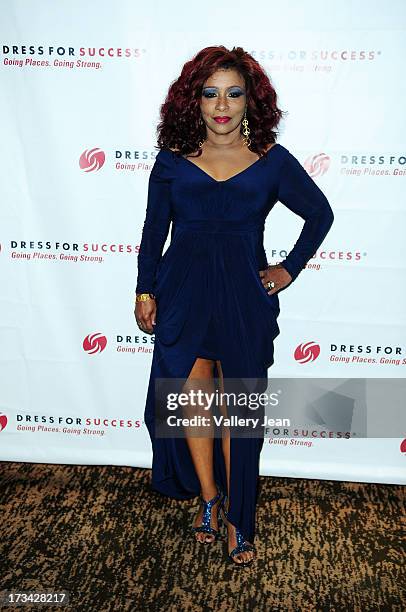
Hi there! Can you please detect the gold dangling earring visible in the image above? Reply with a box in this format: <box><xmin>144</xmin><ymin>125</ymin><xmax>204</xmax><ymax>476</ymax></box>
<box><xmin>241</xmin><ymin>108</ymin><xmax>251</xmax><ymax>147</ymax></box>
<box><xmin>198</xmin><ymin>116</ymin><xmax>205</xmax><ymax>148</ymax></box>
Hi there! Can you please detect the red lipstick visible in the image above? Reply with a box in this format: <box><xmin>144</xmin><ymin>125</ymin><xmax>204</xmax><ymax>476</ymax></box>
<box><xmin>214</xmin><ymin>116</ymin><xmax>231</xmax><ymax>123</ymax></box>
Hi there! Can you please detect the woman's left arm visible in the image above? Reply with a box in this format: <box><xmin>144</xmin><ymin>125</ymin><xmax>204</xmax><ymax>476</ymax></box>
<box><xmin>276</xmin><ymin>151</ymin><xmax>335</xmax><ymax>283</ymax></box>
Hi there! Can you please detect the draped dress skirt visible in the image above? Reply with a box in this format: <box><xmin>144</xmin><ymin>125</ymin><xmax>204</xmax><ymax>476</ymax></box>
<box><xmin>136</xmin><ymin>143</ymin><xmax>334</xmax><ymax>544</ymax></box>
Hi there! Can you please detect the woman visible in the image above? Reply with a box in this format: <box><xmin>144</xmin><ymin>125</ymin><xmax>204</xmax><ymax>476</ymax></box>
<box><xmin>134</xmin><ymin>46</ymin><xmax>334</xmax><ymax>567</ymax></box>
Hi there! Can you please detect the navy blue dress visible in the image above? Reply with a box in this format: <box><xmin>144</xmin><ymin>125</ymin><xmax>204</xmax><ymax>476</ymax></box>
<box><xmin>136</xmin><ymin>143</ymin><xmax>334</xmax><ymax>543</ymax></box>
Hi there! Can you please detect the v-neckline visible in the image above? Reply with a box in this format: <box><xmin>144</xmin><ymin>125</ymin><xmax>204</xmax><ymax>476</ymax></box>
<box><xmin>181</xmin><ymin>143</ymin><xmax>280</xmax><ymax>184</ymax></box>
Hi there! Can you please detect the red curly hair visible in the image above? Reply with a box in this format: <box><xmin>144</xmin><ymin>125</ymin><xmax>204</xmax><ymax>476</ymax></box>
<box><xmin>156</xmin><ymin>45</ymin><xmax>286</xmax><ymax>159</ymax></box>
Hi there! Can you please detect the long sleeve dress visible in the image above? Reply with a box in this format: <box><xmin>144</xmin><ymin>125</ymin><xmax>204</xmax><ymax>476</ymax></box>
<box><xmin>136</xmin><ymin>143</ymin><xmax>334</xmax><ymax>544</ymax></box>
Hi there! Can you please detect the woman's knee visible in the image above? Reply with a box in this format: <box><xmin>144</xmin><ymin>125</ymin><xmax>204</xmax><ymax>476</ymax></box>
<box><xmin>181</xmin><ymin>358</ymin><xmax>216</xmax><ymax>418</ymax></box>
<box><xmin>188</xmin><ymin>357</ymin><xmax>216</xmax><ymax>379</ymax></box>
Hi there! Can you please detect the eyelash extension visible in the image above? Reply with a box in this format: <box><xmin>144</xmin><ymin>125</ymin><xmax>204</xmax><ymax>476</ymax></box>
<box><xmin>202</xmin><ymin>91</ymin><xmax>245</xmax><ymax>98</ymax></box>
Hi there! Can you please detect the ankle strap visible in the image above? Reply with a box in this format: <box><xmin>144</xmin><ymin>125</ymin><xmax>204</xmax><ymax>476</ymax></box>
<box><xmin>200</xmin><ymin>489</ymin><xmax>222</xmax><ymax>508</ymax></box>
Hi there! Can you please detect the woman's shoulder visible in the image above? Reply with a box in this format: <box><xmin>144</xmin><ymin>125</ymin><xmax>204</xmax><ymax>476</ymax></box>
<box><xmin>260</xmin><ymin>143</ymin><xmax>290</xmax><ymax>173</ymax></box>
<box><xmin>156</xmin><ymin>146</ymin><xmax>180</xmax><ymax>154</ymax></box>
<box><xmin>150</xmin><ymin>147</ymin><xmax>179</xmax><ymax>179</ymax></box>
<box><xmin>154</xmin><ymin>147</ymin><xmax>181</xmax><ymax>162</ymax></box>
<box><xmin>264</xmin><ymin>142</ymin><xmax>289</xmax><ymax>156</ymax></box>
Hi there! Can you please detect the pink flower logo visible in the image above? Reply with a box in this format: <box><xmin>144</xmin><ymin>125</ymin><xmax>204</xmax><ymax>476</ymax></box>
<box><xmin>294</xmin><ymin>341</ymin><xmax>321</xmax><ymax>364</ymax></box>
<box><xmin>83</xmin><ymin>333</ymin><xmax>108</xmax><ymax>354</ymax></box>
<box><xmin>0</xmin><ymin>413</ymin><xmax>8</xmax><ymax>432</ymax></box>
<box><xmin>304</xmin><ymin>152</ymin><xmax>331</xmax><ymax>178</ymax></box>
<box><xmin>79</xmin><ymin>148</ymin><xmax>105</xmax><ymax>172</ymax></box>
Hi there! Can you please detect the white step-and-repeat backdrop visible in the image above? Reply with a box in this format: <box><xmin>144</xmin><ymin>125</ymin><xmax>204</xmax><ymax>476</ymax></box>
<box><xmin>1</xmin><ymin>1</ymin><xmax>405</xmax><ymax>484</ymax></box>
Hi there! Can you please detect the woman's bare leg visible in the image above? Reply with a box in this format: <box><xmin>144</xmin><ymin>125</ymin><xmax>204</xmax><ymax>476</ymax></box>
<box><xmin>216</xmin><ymin>359</ymin><xmax>255</xmax><ymax>564</ymax></box>
<box><xmin>182</xmin><ymin>357</ymin><xmax>221</xmax><ymax>543</ymax></box>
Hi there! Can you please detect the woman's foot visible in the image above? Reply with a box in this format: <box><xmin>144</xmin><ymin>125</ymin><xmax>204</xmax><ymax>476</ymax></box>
<box><xmin>221</xmin><ymin>497</ymin><xmax>256</xmax><ymax>565</ymax></box>
<box><xmin>192</xmin><ymin>487</ymin><xmax>223</xmax><ymax>544</ymax></box>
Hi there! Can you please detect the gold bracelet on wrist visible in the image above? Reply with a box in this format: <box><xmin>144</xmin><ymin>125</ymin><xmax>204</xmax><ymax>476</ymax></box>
<box><xmin>135</xmin><ymin>293</ymin><xmax>155</xmax><ymax>303</ymax></box>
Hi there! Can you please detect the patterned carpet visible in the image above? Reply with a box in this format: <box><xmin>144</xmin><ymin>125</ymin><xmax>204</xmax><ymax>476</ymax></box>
<box><xmin>0</xmin><ymin>461</ymin><xmax>404</xmax><ymax>611</ymax></box>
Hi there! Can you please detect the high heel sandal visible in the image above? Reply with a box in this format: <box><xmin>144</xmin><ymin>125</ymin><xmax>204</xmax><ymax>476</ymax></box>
<box><xmin>192</xmin><ymin>488</ymin><xmax>224</xmax><ymax>544</ymax></box>
<box><xmin>220</xmin><ymin>495</ymin><xmax>256</xmax><ymax>567</ymax></box>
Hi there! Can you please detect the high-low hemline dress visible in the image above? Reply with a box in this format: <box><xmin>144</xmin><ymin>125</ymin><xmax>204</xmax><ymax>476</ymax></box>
<box><xmin>136</xmin><ymin>143</ymin><xmax>334</xmax><ymax>543</ymax></box>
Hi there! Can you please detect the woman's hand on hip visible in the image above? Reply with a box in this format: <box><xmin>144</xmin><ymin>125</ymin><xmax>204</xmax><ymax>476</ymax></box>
<box><xmin>259</xmin><ymin>264</ymin><xmax>292</xmax><ymax>295</ymax></box>
<box><xmin>135</xmin><ymin>298</ymin><xmax>156</xmax><ymax>334</ymax></box>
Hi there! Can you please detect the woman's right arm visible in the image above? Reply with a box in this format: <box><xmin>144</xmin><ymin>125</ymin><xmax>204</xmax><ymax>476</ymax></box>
<box><xmin>136</xmin><ymin>151</ymin><xmax>174</xmax><ymax>296</ymax></box>
<box><xmin>135</xmin><ymin>151</ymin><xmax>174</xmax><ymax>333</ymax></box>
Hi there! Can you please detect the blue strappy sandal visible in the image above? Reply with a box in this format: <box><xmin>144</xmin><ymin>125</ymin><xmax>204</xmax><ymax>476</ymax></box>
<box><xmin>220</xmin><ymin>494</ymin><xmax>256</xmax><ymax>566</ymax></box>
<box><xmin>192</xmin><ymin>488</ymin><xmax>224</xmax><ymax>544</ymax></box>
